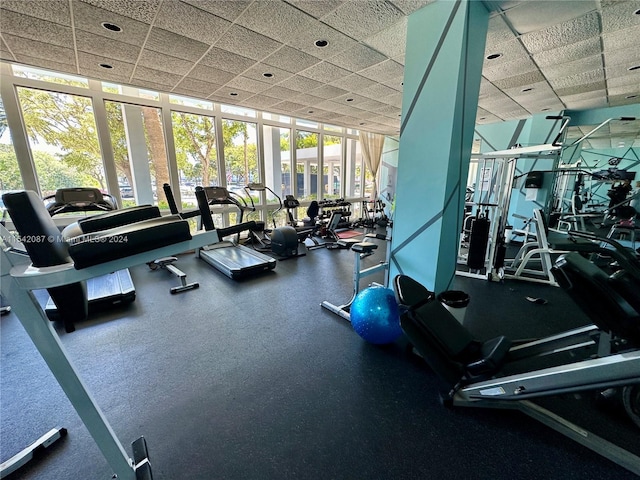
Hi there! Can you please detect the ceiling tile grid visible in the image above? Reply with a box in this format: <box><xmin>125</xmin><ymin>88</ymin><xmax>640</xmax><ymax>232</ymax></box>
<box><xmin>0</xmin><ymin>0</ymin><xmax>637</xmax><ymax>138</ymax></box>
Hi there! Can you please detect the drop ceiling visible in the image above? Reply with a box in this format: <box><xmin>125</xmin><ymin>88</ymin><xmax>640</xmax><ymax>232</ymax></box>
<box><xmin>0</xmin><ymin>0</ymin><xmax>639</xmax><ymax>148</ymax></box>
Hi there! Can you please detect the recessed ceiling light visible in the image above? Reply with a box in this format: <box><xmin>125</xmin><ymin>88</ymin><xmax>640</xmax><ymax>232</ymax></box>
<box><xmin>315</xmin><ymin>40</ymin><xmax>328</xmax><ymax>48</ymax></box>
<box><xmin>521</xmin><ymin>87</ymin><xmax>533</xmax><ymax>92</ymax></box>
<box><xmin>479</xmin><ymin>117</ymin><xmax>486</xmax><ymax>120</ymax></box>
<box><xmin>262</xmin><ymin>72</ymin><xmax>273</xmax><ymax>78</ymax></box>
<box><xmin>307</xmin><ymin>110</ymin><xmax>314</xmax><ymax>113</ymax></box>
<box><xmin>99</xmin><ymin>63</ymin><xmax>113</xmax><ymax>69</ymax></box>
<box><xmin>625</xmin><ymin>94</ymin><xmax>638</xmax><ymax>99</ymax></box>
<box><xmin>229</xmin><ymin>92</ymin><xmax>238</xmax><ymax>96</ymax></box>
<box><xmin>541</xmin><ymin>108</ymin><xmax>550</xmax><ymax>111</ymax></box>
<box><xmin>635</xmin><ymin>8</ymin><xmax>640</xmax><ymax>15</ymax></box>
<box><xmin>101</xmin><ymin>22</ymin><xmax>122</xmax><ymax>32</ymax></box>
<box><xmin>629</xmin><ymin>65</ymin><xmax>640</xmax><ymax>71</ymax></box>
<box><xmin>359</xmin><ymin>122</ymin><xmax>365</xmax><ymax>126</ymax></box>
<box><xmin>486</xmin><ymin>53</ymin><xmax>502</xmax><ymax>60</ymax></box>
<box><xmin>346</xmin><ymin>98</ymin><xmax>354</xmax><ymax>102</ymax></box>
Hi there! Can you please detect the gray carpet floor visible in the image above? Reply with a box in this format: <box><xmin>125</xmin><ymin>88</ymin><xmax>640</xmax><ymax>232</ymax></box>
<box><xmin>1</xmin><ymin>235</ymin><xmax>638</xmax><ymax>479</ymax></box>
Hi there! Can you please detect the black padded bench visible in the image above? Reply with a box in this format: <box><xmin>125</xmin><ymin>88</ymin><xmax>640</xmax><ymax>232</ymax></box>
<box><xmin>3</xmin><ymin>190</ymin><xmax>191</xmax><ymax>332</ymax></box>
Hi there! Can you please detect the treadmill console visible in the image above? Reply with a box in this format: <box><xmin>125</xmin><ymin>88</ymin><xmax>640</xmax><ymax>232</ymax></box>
<box><xmin>203</xmin><ymin>186</ymin><xmax>230</xmax><ymax>203</ymax></box>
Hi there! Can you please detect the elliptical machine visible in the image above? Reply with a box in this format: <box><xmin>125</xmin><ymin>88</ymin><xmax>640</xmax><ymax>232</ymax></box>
<box><xmin>243</xmin><ymin>183</ymin><xmax>302</xmax><ymax>259</ymax></box>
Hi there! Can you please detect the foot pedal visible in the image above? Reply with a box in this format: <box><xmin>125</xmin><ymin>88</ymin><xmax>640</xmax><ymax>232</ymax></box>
<box><xmin>132</xmin><ymin>436</ymin><xmax>153</xmax><ymax>480</ymax></box>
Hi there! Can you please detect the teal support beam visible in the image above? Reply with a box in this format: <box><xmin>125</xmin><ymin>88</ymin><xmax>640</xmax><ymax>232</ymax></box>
<box><xmin>390</xmin><ymin>0</ymin><xmax>489</xmax><ymax>293</ymax></box>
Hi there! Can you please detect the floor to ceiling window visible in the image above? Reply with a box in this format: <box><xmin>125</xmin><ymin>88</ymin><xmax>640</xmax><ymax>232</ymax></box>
<box><xmin>105</xmin><ymin>99</ymin><xmax>169</xmax><ymax>207</ymax></box>
<box><xmin>322</xmin><ymin>134</ymin><xmax>342</xmax><ymax>199</ymax></box>
<box><xmin>171</xmin><ymin>110</ymin><xmax>219</xmax><ymax>208</ymax></box>
<box><xmin>295</xmin><ymin>130</ymin><xmax>319</xmax><ymax>201</ymax></box>
<box><xmin>0</xmin><ymin>97</ymin><xmax>21</xmax><ymax>198</ymax></box>
<box><xmin>16</xmin><ymin>86</ymin><xmax>104</xmax><ymax>198</ymax></box>
<box><xmin>2</xmin><ymin>61</ymin><xmax>369</xmax><ymax>226</ymax></box>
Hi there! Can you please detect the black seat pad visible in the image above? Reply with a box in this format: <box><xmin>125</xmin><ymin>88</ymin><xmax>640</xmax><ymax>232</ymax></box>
<box><xmin>69</xmin><ymin>215</ymin><xmax>192</xmax><ymax>269</ymax></box>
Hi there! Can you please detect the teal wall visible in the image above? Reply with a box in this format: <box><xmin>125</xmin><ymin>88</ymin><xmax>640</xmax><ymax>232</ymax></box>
<box><xmin>390</xmin><ymin>0</ymin><xmax>489</xmax><ymax>293</ymax></box>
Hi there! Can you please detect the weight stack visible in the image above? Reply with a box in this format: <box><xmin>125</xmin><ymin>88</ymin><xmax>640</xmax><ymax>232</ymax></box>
<box><xmin>467</xmin><ymin>216</ymin><xmax>490</xmax><ymax>270</ymax></box>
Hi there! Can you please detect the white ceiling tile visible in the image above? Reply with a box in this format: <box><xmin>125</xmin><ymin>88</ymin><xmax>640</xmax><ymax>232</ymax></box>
<box><xmin>328</xmin><ymin>44</ymin><xmax>388</xmax><ymax>73</ymax></box>
<box><xmin>210</xmin><ymin>87</ymin><xmax>254</xmax><ymax>102</ymax></box>
<box><xmin>182</xmin><ymin>0</ymin><xmax>252</xmax><ymax>22</ymax></box>
<box><xmin>276</xmin><ymin>75</ymin><xmax>324</xmax><ymax>92</ymax></box>
<box><xmin>154</xmin><ymin>0</ymin><xmax>231</xmax><ymax>45</ymax></box>
<box><xmin>284</xmin><ymin>0</ymin><xmax>345</xmax><ymax>19</ymax></box>
<box><xmin>329</xmin><ymin>74</ymin><xmax>378</xmax><ymax>91</ymax></box>
<box><xmin>332</xmin><ymin>93</ymin><xmax>371</xmax><ymax>105</ymax></box>
<box><xmin>214</xmin><ymin>25</ymin><xmax>283</xmax><ymax>62</ymax></box>
<box><xmin>145</xmin><ymin>27</ymin><xmax>210</xmax><ymax>62</ymax></box>
<box><xmin>77</xmin><ymin>51</ymin><xmax>134</xmax><ymax>78</ymax></box>
<box><xmin>604</xmin><ymin>41</ymin><xmax>640</xmax><ymax>69</ymax></box>
<box><xmin>175</xmin><ymin>77</ymin><xmax>220</xmax><ymax>96</ymax></box>
<box><xmin>271</xmin><ymin>100</ymin><xmax>308</xmax><ymax>112</ymax></box>
<box><xmin>79</xmin><ymin>0</ymin><xmax>161</xmax><ymax>23</ymax></box>
<box><xmin>483</xmin><ymin>38</ymin><xmax>530</xmax><ymax>64</ymax></box>
<box><xmin>602</xmin><ymin>25</ymin><xmax>640</xmax><ymax>52</ymax></box>
<box><xmin>505</xmin><ymin>0</ymin><xmax>597</xmax><ymax>35</ymax></box>
<box><xmin>261</xmin><ymin>85</ymin><xmax>302</xmax><ymax>100</ymax></box>
<box><xmin>560</xmin><ymin>90</ymin><xmax>607</xmax><ymax>110</ymax></box>
<box><xmin>484</xmin><ymin>15</ymin><xmax>516</xmax><ymax>48</ymax></box>
<box><xmin>224</xmin><ymin>76</ymin><xmax>272</xmax><ymax>94</ymax></box>
<box><xmin>72</xmin><ymin>1</ymin><xmax>150</xmax><ymax>45</ymax></box>
<box><xmin>607</xmin><ymin>73</ymin><xmax>640</xmax><ymax>90</ymax></box>
<box><xmin>493</xmin><ymin>71</ymin><xmax>546</xmax><ymax>90</ymax></box>
<box><xmin>548</xmin><ymin>69</ymin><xmax>605</xmax><ymax>90</ymax></box>
<box><xmin>2</xmin><ymin>34</ymin><xmax>77</xmax><ymax>65</ymax></box>
<box><xmin>0</xmin><ymin>10</ymin><xmax>73</xmax><ymax>48</ymax></box>
<box><xmin>138</xmin><ymin>50</ymin><xmax>194</xmax><ymax>76</ymax></box>
<box><xmin>358</xmin><ymin>83</ymin><xmax>400</xmax><ymax>100</ymax></box>
<box><xmin>482</xmin><ymin>56</ymin><xmax>539</xmax><ymax>82</ymax></box>
<box><xmin>363</xmin><ymin>17</ymin><xmax>407</xmax><ymax>59</ymax></box>
<box><xmin>532</xmin><ymin>37</ymin><xmax>602</xmax><ymax>68</ymax></box>
<box><xmin>555</xmin><ymin>81</ymin><xmax>607</xmax><ymax>98</ymax></box>
<box><xmin>236</xmin><ymin>1</ymin><xmax>317</xmax><ymax>44</ymax></box>
<box><xmin>75</xmin><ymin>30</ymin><xmax>140</xmax><ymax>63</ymax></box>
<box><xmin>309</xmin><ymin>85</ymin><xmax>347</xmax><ymax>99</ymax></box>
<box><xmin>133</xmin><ymin>65</ymin><xmax>183</xmax><ymax>87</ymax></box>
<box><xmin>1</xmin><ymin>0</ymin><xmax>70</xmax><ymax>25</ymax></box>
<box><xmin>609</xmin><ymin>93</ymin><xmax>640</xmax><ymax>107</ymax></box>
<box><xmin>199</xmin><ymin>48</ymin><xmax>256</xmax><ymax>74</ymax></box>
<box><xmin>240</xmin><ymin>94</ymin><xmax>283</xmax><ymax>109</ymax></box>
<box><xmin>379</xmin><ymin>92</ymin><xmax>403</xmax><ymax>106</ymax></box>
<box><xmin>520</xmin><ymin>11</ymin><xmax>600</xmax><ymax>54</ymax></box>
<box><xmin>321</xmin><ymin>1</ymin><xmax>404</xmax><ymax>41</ymax></box>
<box><xmin>187</xmin><ymin>64</ymin><xmax>236</xmax><ymax>86</ymax></box>
<box><xmin>299</xmin><ymin>62</ymin><xmax>351</xmax><ymax>83</ymax></box>
<box><xmin>359</xmin><ymin>59</ymin><xmax>404</xmax><ymax>82</ymax></box>
<box><xmin>242</xmin><ymin>63</ymin><xmax>294</xmax><ymax>84</ymax></box>
<box><xmin>11</xmin><ymin>54</ymin><xmax>77</xmax><ymax>75</ymax></box>
<box><xmin>289</xmin><ymin>93</ymin><xmax>326</xmax><ymax>105</ymax></box>
<box><xmin>600</xmin><ymin>0</ymin><xmax>640</xmax><ymax>34</ymax></box>
<box><xmin>287</xmin><ymin>21</ymin><xmax>359</xmax><ymax>60</ymax></box>
<box><xmin>262</xmin><ymin>46</ymin><xmax>322</xmax><ymax>74</ymax></box>
<box><xmin>388</xmin><ymin>0</ymin><xmax>434</xmax><ymax>16</ymax></box>
<box><xmin>540</xmin><ymin>55</ymin><xmax>603</xmax><ymax>80</ymax></box>
<box><xmin>608</xmin><ymin>83</ymin><xmax>640</xmax><ymax>98</ymax></box>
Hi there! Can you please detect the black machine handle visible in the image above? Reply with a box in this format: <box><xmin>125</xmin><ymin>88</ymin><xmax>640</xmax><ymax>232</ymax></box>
<box><xmin>163</xmin><ymin>183</ymin><xmax>179</xmax><ymax>215</ymax></box>
<box><xmin>195</xmin><ymin>187</ymin><xmax>215</xmax><ymax>231</ymax></box>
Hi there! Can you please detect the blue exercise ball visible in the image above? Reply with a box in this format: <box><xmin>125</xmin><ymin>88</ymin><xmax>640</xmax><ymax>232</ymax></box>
<box><xmin>350</xmin><ymin>286</ymin><xmax>402</xmax><ymax>345</ymax></box>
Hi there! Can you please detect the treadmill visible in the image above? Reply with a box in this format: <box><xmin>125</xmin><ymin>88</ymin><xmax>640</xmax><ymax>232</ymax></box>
<box><xmin>193</xmin><ymin>186</ymin><xmax>276</xmax><ymax>279</ymax></box>
<box><xmin>42</xmin><ymin>188</ymin><xmax>153</xmax><ymax>321</ymax></box>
